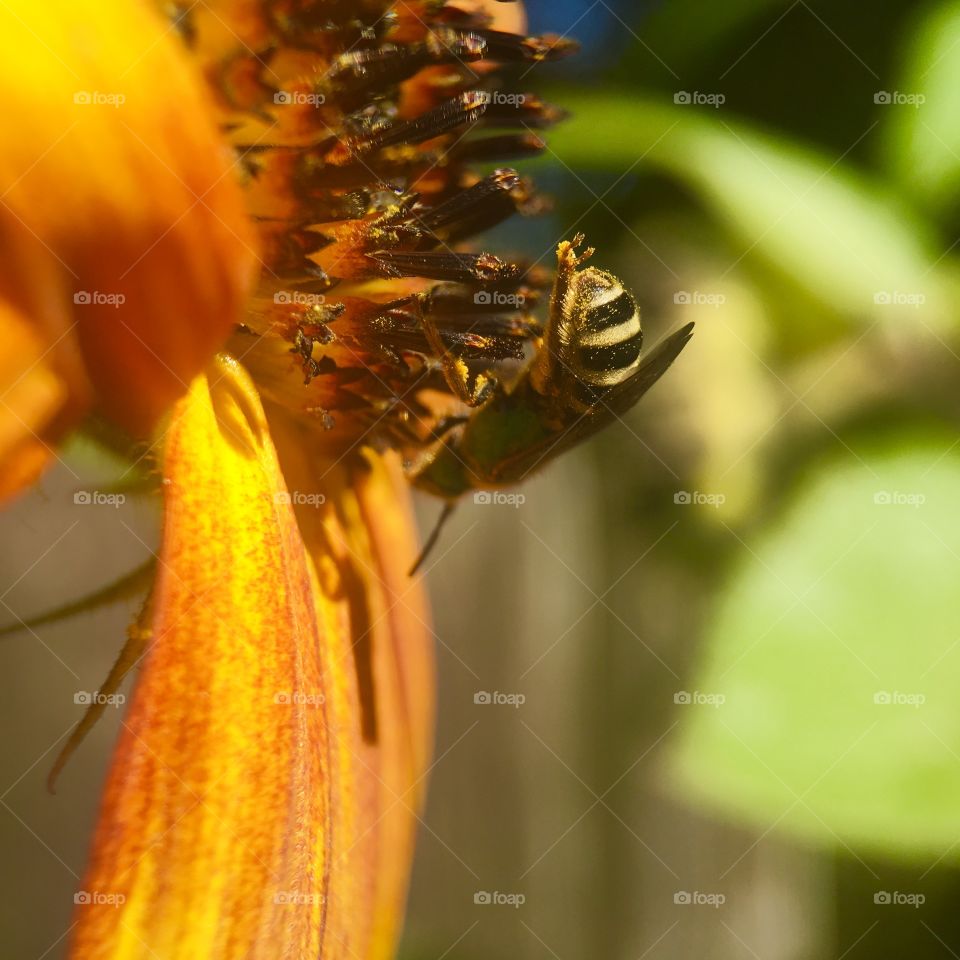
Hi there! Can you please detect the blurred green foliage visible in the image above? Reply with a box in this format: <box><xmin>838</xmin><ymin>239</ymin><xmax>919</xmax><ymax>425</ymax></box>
<box><xmin>548</xmin><ymin>93</ymin><xmax>947</xmax><ymax>324</ymax></box>
<box><xmin>673</xmin><ymin>432</ymin><xmax>960</xmax><ymax>859</ymax></box>
<box><xmin>540</xmin><ymin>0</ymin><xmax>960</xmax><ymax>868</ymax></box>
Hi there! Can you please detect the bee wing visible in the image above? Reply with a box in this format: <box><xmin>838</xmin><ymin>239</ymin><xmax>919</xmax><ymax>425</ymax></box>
<box><xmin>486</xmin><ymin>322</ymin><xmax>694</xmax><ymax>483</ymax></box>
<box><xmin>589</xmin><ymin>321</ymin><xmax>694</xmax><ymax>421</ymax></box>
<box><xmin>544</xmin><ymin>320</ymin><xmax>694</xmax><ymax>454</ymax></box>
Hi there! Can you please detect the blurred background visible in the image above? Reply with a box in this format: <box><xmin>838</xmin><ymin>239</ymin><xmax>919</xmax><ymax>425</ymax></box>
<box><xmin>4</xmin><ymin>0</ymin><xmax>960</xmax><ymax>956</ymax></box>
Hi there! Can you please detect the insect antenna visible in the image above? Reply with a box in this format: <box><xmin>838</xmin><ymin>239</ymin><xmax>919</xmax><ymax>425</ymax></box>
<box><xmin>408</xmin><ymin>501</ymin><xmax>458</xmax><ymax>576</ymax></box>
<box><xmin>0</xmin><ymin>558</ymin><xmax>155</xmax><ymax>638</ymax></box>
<box><xmin>47</xmin><ymin>590</ymin><xmax>155</xmax><ymax>793</ymax></box>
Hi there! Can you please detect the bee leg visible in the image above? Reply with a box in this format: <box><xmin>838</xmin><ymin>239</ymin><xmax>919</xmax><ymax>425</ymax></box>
<box><xmin>429</xmin><ymin>414</ymin><xmax>470</xmax><ymax>441</ymax></box>
<box><xmin>529</xmin><ymin>234</ymin><xmax>594</xmax><ymax>402</ymax></box>
<box><xmin>408</xmin><ymin>500</ymin><xmax>457</xmax><ymax>576</ymax></box>
<box><xmin>47</xmin><ymin>587</ymin><xmax>155</xmax><ymax>792</ymax></box>
<box><xmin>418</xmin><ymin>299</ymin><xmax>496</xmax><ymax>406</ymax></box>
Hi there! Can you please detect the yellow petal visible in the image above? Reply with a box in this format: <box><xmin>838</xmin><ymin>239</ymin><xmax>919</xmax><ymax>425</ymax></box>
<box><xmin>70</xmin><ymin>358</ymin><xmax>329</xmax><ymax>958</ymax></box>
<box><xmin>70</xmin><ymin>358</ymin><xmax>435</xmax><ymax>960</ymax></box>
<box><xmin>0</xmin><ymin>0</ymin><xmax>256</xmax><ymax>494</ymax></box>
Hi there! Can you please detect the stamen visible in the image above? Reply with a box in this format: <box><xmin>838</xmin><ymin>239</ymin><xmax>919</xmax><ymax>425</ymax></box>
<box><xmin>329</xmin><ymin>28</ymin><xmax>487</xmax><ymax>101</ymax></box>
<box><xmin>471</xmin><ymin>29</ymin><xmax>580</xmax><ymax>63</ymax></box>
<box><xmin>356</xmin><ymin>91</ymin><xmax>489</xmax><ymax>151</ymax></box>
<box><xmin>367</xmin><ymin>250</ymin><xmax>522</xmax><ymax>284</ymax></box>
<box><xmin>410</xmin><ymin>168</ymin><xmax>524</xmax><ymax>240</ymax></box>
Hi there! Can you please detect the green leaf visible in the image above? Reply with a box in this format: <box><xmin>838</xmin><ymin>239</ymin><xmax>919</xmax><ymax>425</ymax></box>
<box><xmin>669</xmin><ymin>433</ymin><xmax>960</xmax><ymax>860</ymax></box>
<box><xmin>545</xmin><ymin>93</ymin><xmax>944</xmax><ymax>321</ymax></box>
<box><xmin>881</xmin><ymin>0</ymin><xmax>960</xmax><ymax>210</ymax></box>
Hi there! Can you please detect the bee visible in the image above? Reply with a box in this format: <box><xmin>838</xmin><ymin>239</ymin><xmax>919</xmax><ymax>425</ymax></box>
<box><xmin>408</xmin><ymin>235</ymin><xmax>694</xmax><ymax>572</ymax></box>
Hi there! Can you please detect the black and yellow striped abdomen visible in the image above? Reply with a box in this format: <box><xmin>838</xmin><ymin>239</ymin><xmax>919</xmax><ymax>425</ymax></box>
<box><xmin>567</xmin><ymin>269</ymin><xmax>643</xmax><ymax>404</ymax></box>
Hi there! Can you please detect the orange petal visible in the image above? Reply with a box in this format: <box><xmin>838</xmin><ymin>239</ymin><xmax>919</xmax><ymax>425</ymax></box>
<box><xmin>0</xmin><ymin>0</ymin><xmax>256</xmax><ymax>494</ymax></box>
<box><xmin>0</xmin><ymin>299</ymin><xmax>70</xmax><ymax>498</ymax></box>
<box><xmin>70</xmin><ymin>358</ymin><xmax>434</xmax><ymax>960</ymax></box>
<box><xmin>267</xmin><ymin>416</ymin><xmax>436</xmax><ymax>960</ymax></box>
<box><xmin>71</xmin><ymin>358</ymin><xmax>329</xmax><ymax>958</ymax></box>
<box><xmin>350</xmin><ymin>452</ymin><xmax>435</xmax><ymax>959</ymax></box>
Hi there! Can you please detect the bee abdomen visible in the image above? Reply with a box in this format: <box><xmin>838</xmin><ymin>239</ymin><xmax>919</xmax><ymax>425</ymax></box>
<box><xmin>574</xmin><ymin>286</ymin><xmax>643</xmax><ymax>389</ymax></box>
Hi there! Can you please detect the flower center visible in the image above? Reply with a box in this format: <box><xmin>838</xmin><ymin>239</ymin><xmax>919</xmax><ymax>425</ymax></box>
<box><xmin>168</xmin><ymin>0</ymin><xmax>576</xmax><ymax>457</ymax></box>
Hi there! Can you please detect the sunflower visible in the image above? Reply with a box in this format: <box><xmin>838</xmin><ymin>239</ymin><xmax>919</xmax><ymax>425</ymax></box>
<box><xmin>0</xmin><ymin>0</ymin><xmax>579</xmax><ymax>957</ymax></box>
